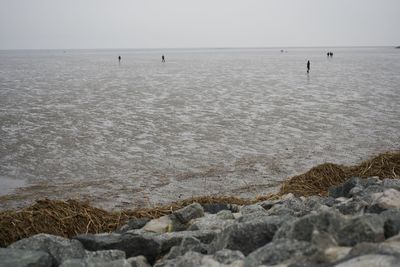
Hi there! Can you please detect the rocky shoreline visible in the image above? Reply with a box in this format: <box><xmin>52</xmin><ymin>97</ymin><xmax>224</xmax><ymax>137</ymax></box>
<box><xmin>1</xmin><ymin>176</ymin><xmax>400</xmax><ymax>267</ymax></box>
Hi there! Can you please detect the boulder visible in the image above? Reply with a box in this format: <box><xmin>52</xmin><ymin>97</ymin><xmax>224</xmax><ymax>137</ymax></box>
<box><xmin>347</xmin><ymin>242</ymin><xmax>400</xmax><ymax>258</ymax></box>
<box><xmin>0</xmin><ymin>248</ymin><xmax>52</xmax><ymax>267</ymax></box>
<box><xmin>216</xmin><ymin>210</ymin><xmax>235</xmax><ymax>220</ymax></box>
<box><xmin>381</xmin><ymin>209</ymin><xmax>400</xmax><ymax>238</ymax></box>
<box><xmin>116</xmin><ymin>218</ymin><xmax>151</xmax><ymax>233</ymax></box>
<box><xmin>9</xmin><ymin>234</ymin><xmax>85</xmax><ymax>266</ymax></box>
<box><xmin>154</xmin><ymin>251</ymin><xmax>208</xmax><ymax>267</ymax></box>
<box><xmin>383</xmin><ymin>179</ymin><xmax>400</xmax><ymax>191</ymax></box>
<box><xmin>74</xmin><ymin>232</ymin><xmax>161</xmax><ymax>264</ymax></box>
<box><xmin>211</xmin><ymin>215</ymin><xmax>288</xmax><ymax>255</ymax></box>
<box><xmin>329</xmin><ymin>177</ymin><xmax>363</xmax><ymax>198</ymax></box>
<box><xmin>163</xmin><ymin>236</ymin><xmax>207</xmax><ymax>260</ymax></box>
<box><xmin>213</xmin><ymin>249</ymin><xmax>245</xmax><ymax>264</ymax></box>
<box><xmin>333</xmin><ymin>198</ymin><xmax>367</xmax><ymax>215</ymax></box>
<box><xmin>84</xmin><ymin>249</ymin><xmax>126</xmax><ymax>261</ymax></box>
<box><xmin>142</xmin><ymin>215</ymin><xmax>173</xmax><ymax>233</ymax></box>
<box><xmin>244</xmin><ymin>239</ymin><xmax>318</xmax><ymax>267</ymax></box>
<box><xmin>201</xmin><ymin>203</ymin><xmax>231</xmax><ymax>214</ymax></box>
<box><xmin>169</xmin><ymin>203</ymin><xmax>204</xmax><ymax>231</ymax></box>
<box><xmin>188</xmin><ymin>213</ymin><xmax>234</xmax><ymax>231</ymax></box>
<box><xmin>60</xmin><ymin>258</ymin><xmax>132</xmax><ymax>267</ymax></box>
<box><xmin>127</xmin><ymin>256</ymin><xmax>152</xmax><ymax>267</ymax></box>
<box><xmin>337</xmin><ymin>214</ymin><xmax>385</xmax><ymax>246</ymax></box>
<box><xmin>154</xmin><ymin>230</ymin><xmax>216</xmax><ymax>254</ymax></box>
<box><xmin>333</xmin><ymin>254</ymin><xmax>400</xmax><ymax>267</ymax></box>
<box><xmin>371</xmin><ymin>189</ymin><xmax>400</xmax><ymax>210</ymax></box>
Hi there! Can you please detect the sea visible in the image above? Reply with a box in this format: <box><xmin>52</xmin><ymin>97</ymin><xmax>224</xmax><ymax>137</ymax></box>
<box><xmin>0</xmin><ymin>47</ymin><xmax>399</xmax><ymax>210</ymax></box>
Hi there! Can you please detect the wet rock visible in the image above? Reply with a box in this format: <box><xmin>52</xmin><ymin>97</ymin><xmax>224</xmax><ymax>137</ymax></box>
<box><xmin>142</xmin><ymin>215</ymin><xmax>173</xmax><ymax>233</ymax></box>
<box><xmin>244</xmin><ymin>239</ymin><xmax>318</xmax><ymax>267</ymax></box>
<box><xmin>74</xmin><ymin>232</ymin><xmax>161</xmax><ymax>264</ymax></box>
<box><xmin>337</xmin><ymin>214</ymin><xmax>385</xmax><ymax>246</ymax></box>
<box><xmin>334</xmin><ymin>254</ymin><xmax>399</xmax><ymax>267</ymax></box>
<box><xmin>0</xmin><ymin>248</ymin><xmax>52</xmax><ymax>267</ymax></box>
<box><xmin>9</xmin><ymin>233</ymin><xmax>85</xmax><ymax>266</ymax></box>
<box><xmin>154</xmin><ymin>230</ymin><xmax>216</xmax><ymax>254</ymax></box>
<box><xmin>211</xmin><ymin>215</ymin><xmax>288</xmax><ymax>255</ymax></box>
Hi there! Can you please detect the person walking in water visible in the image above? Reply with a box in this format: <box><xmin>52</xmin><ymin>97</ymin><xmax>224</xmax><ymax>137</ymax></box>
<box><xmin>162</xmin><ymin>54</ymin><xmax>165</xmax><ymax>63</ymax></box>
<box><xmin>118</xmin><ymin>56</ymin><xmax>121</xmax><ymax>63</ymax></box>
<box><xmin>307</xmin><ymin>60</ymin><xmax>310</xmax><ymax>73</ymax></box>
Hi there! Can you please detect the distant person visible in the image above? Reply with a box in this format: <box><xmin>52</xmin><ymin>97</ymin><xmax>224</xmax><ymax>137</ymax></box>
<box><xmin>118</xmin><ymin>56</ymin><xmax>121</xmax><ymax>63</ymax></box>
<box><xmin>327</xmin><ymin>52</ymin><xmax>330</xmax><ymax>57</ymax></box>
<box><xmin>330</xmin><ymin>52</ymin><xmax>333</xmax><ymax>57</ymax></box>
<box><xmin>162</xmin><ymin>54</ymin><xmax>165</xmax><ymax>63</ymax></box>
<box><xmin>307</xmin><ymin>60</ymin><xmax>310</xmax><ymax>73</ymax></box>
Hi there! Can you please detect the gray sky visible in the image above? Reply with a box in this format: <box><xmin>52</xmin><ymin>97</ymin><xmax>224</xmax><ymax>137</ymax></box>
<box><xmin>0</xmin><ymin>0</ymin><xmax>399</xmax><ymax>49</ymax></box>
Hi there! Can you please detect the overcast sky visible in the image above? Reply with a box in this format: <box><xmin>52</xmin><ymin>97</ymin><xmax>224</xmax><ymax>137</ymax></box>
<box><xmin>0</xmin><ymin>0</ymin><xmax>399</xmax><ymax>49</ymax></box>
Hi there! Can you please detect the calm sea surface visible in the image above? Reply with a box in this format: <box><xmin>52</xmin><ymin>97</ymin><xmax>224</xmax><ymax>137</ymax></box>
<box><xmin>0</xmin><ymin>47</ymin><xmax>399</xmax><ymax>209</ymax></box>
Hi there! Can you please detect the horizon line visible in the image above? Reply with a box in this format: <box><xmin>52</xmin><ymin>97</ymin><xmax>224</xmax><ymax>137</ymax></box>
<box><xmin>0</xmin><ymin>45</ymin><xmax>398</xmax><ymax>51</ymax></box>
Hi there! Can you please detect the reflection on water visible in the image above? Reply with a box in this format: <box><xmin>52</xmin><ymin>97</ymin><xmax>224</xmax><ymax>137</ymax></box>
<box><xmin>0</xmin><ymin>47</ymin><xmax>399</xmax><ymax>210</ymax></box>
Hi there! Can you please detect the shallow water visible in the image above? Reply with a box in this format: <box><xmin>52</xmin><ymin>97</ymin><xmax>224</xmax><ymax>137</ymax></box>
<box><xmin>0</xmin><ymin>47</ymin><xmax>399</xmax><ymax>210</ymax></box>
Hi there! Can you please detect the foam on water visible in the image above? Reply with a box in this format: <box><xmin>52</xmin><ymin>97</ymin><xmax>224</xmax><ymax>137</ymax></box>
<box><xmin>0</xmin><ymin>47</ymin><xmax>399</xmax><ymax>210</ymax></box>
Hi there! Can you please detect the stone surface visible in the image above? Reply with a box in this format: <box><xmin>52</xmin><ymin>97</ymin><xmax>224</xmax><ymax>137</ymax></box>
<box><xmin>142</xmin><ymin>215</ymin><xmax>173</xmax><ymax>233</ymax></box>
<box><xmin>383</xmin><ymin>179</ymin><xmax>400</xmax><ymax>191</ymax></box>
<box><xmin>202</xmin><ymin>203</ymin><xmax>231</xmax><ymax>214</ymax></box>
<box><xmin>127</xmin><ymin>256</ymin><xmax>152</xmax><ymax>267</ymax></box>
<box><xmin>371</xmin><ymin>189</ymin><xmax>400</xmax><ymax>210</ymax></box>
<box><xmin>337</xmin><ymin>214</ymin><xmax>385</xmax><ymax>246</ymax></box>
<box><xmin>116</xmin><ymin>218</ymin><xmax>151</xmax><ymax>233</ymax></box>
<box><xmin>0</xmin><ymin>248</ymin><xmax>52</xmax><ymax>267</ymax></box>
<box><xmin>163</xmin><ymin>236</ymin><xmax>207</xmax><ymax>260</ymax></box>
<box><xmin>84</xmin><ymin>249</ymin><xmax>126</xmax><ymax>261</ymax></box>
<box><xmin>211</xmin><ymin>215</ymin><xmax>287</xmax><ymax>255</ymax></box>
<box><xmin>74</xmin><ymin>232</ymin><xmax>161</xmax><ymax>264</ymax></box>
<box><xmin>333</xmin><ymin>254</ymin><xmax>400</xmax><ymax>267</ymax></box>
<box><xmin>213</xmin><ymin>249</ymin><xmax>245</xmax><ymax>264</ymax></box>
<box><xmin>244</xmin><ymin>239</ymin><xmax>318</xmax><ymax>267</ymax></box>
<box><xmin>329</xmin><ymin>177</ymin><xmax>362</xmax><ymax>198</ymax></box>
<box><xmin>9</xmin><ymin>233</ymin><xmax>85</xmax><ymax>266</ymax></box>
<box><xmin>188</xmin><ymin>213</ymin><xmax>234</xmax><ymax>231</ymax></box>
<box><xmin>60</xmin><ymin>259</ymin><xmax>132</xmax><ymax>267</ymax></box>
<box><xmin>172</xmin><ymin>202</ymin><xmax>204</xmax><ymax>225</ymax></box>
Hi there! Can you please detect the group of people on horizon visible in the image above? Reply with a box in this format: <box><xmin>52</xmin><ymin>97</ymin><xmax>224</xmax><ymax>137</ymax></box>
<box><xmin>327</xmin><ymin>52</ymin><xmax>334</xmax><ymax>57</ymax></box>
<box><xmin>117</xmin><ymin>54</ymin><xmax>166</xmax><ymax>63</ymax></box>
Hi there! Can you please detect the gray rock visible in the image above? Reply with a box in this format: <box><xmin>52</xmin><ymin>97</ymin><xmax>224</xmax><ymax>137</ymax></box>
<box><xmin>154</xmin><ymin>230</ymin><xmax>216</xmax><ymax>254</ymax></box>
<box><xmin>240</xmin><ymin>204</ymin><xmax>266</xmax><ymax>215</ymax></box>
<box><xmin>381</xmin><ymin>209</ymin><xmax>400</xmax><ymax>238</ymax></box>
<box><xmin>274</xmin><ymin>210</ymin><xmax>344</xmax><ymax>242</ymax></box>
<box><xmin>383</xmin><ymin>179</ymin><xmax>400</xmax><ymax>191</ymax></box>
<box><xmin>142</xmin><ymin>215</ymin><xmax>173</xmax><ymax>233</ymax></box>
<box><xmin>60</xmin><ymin>258</ymin><xmax>132</xmax><ymax>267</ymax></box>
<box><xmin>211</xmin><ymin>215</ymin><xmax>288</xmax><ymax>255</ymax></box>
<box><xmin>244</xmin><ymin>239</ymin><xmax>318</xmax><ymax>267</ymax></box>
<box><xmin>347</xmin><ymin>242</ymin><xmax>400</xmax><ymax>258</ymax></box>
<box><xmin>172</xmin><ymin>202</ymin><xmax>204</xmax><ymax>225</ymax></box>
<box><xmin>116</xmin><ymin>218</ymin><xmax>151</xmax><ymax>233</ymax></box>
<box><xmin>329</xmin><ymin>177</ymin><xmax>363</xmax><ymax>198</ymax></box>
<box><xmin>84</xmin><ymin>249</ymin><xmax>126</xmax><ymax>261</ymax></box>
<box><xmin>9</xmin><ymin>233</ymin><xmax>85</xmax><ymax>266</ymax></box>
<box><xmin>188</xmin><ymin>213</ymin><xmax>234</xmax><ymax>231</ymax></box>
<box><xmin>216</xmin><ymin>210</ymin><xmax>235</xmax><ymax>220</ymax></box>
<box><xmin>74</xmin><ymin>232</ymin><xmax>161</xmax><ymax>264</ymax></box>
<box><xmin>0</xmin><ymin>248</ymin><xmax>52</xmax><ymax>267</ymax></box>
<box><xmin>333</xmin><ymin>254</ymin><xmax>400</xmax><ymax>267</ymax></box>
<box><xmin>163</xmin><ymin>236</ymin><xmax>207</xmax><ymax>260</ymax></box>
<box><xmin>202</xmin><ymin>203</ymin><xmax>231</xmax><ymax>214</ymax></box>
<box><xmin>337</xmin><ymin>214</ymin><xmax>385</xmax><ymax>246</ymax></box>
<box><xmin>127</xmin><ymin>256</ymin><xmax>152</xmax><ymax>267</ymax></box>
<box><xmin>334</xmin><ymin>199</ymin><xmax>367</xmax><ymax>215</ymax></box>
<box><xmin>213</xmin><ymin>249</ymin><xmax>245</xmax><ymax>264</ymax></box>
<box><xmin>154</xmin><ymin>251</ymin><xmax>206</xmax><ymax>267</ymax></box>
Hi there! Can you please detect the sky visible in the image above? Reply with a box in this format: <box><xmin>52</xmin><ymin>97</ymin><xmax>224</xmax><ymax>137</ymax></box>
<box><xmin>0</xmin><ymin>0</ymin><xmax>399</xmax><ymax>49</ymax></box>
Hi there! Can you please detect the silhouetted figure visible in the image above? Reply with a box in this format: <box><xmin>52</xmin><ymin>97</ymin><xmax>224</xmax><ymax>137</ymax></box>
<box><xmin>162</xmin><ymin>54</ymin><xmax>165</xmax><ymax>63</ymax></box>
<box><xmin>330</xmin><ymin>52</ymin><xmax>333</xmax><ymax>57</ymax></box>
<box><xmin>118</xmin><ymin>56</ymin><xmax>121</xmax><ymax>63</ymax></box>
<box><xmin>327</xmin><ymin>52</ymin><xmax>330</xmax><ymax>57</ymax></box>
<box><xmin>307</xmin><ymin>60</ymin><xmax>310</xmax><ymax>73</ymax></box>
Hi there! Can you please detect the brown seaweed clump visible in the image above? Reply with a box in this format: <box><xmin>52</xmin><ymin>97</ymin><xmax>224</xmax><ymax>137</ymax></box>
<box><xmin>280</xmin><ymin>151</ymin><xmax>400</xmax><ymax>197</ymax></box>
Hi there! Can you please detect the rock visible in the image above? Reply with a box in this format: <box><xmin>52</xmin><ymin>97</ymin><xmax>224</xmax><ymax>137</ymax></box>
<box><xmin>60</xmin><ymin>258</ymin><xmax>132</xmax><ymax>267</ymax></box>
<box><xmin>0</xmin><ymin>248</ymin><xmax>52</xmax><ymax>267</ymax></box>
<box><xmin>84</xmin><ymin>249</ymin><xmax>126</xmax><ymax>261</ymax></box>
<box><xmin>274</xmin><ymin>210</ymin><xmax>344</xmax><ymax>242</ymax></box>
<box><xmin>371</xmin><ymin>189</ymin><xmax>400</xmax><ymax>210</ymax></box>
<box><xmin>337</xmin><ymin>214</ymin><xmax>385</xmax><ymax>246</ymax></box>
<box><xmin>244</xmin><ymin>239</ymin><xmax>318</xmax><ymax>267</ymax></box>
<box><xmin>213</xmin><ymin>249</ymin><xmax>245</xmax><ymax>264</ymax></box>
<box><xmin>142</xmin><ymin>215</ymin><xmax>173</xmax><ymax>233</ymax></box>
<box><xmin>9</xmin><ymin>233</ymin><xmax>85</xmax><ymax>266</ymax></box>
<box><xmin>211</xmin><ymin>215</ymin><xmax>288</xmax><ymax>255</ymax></box>
<box><xmin>316</xmin><ymin>246</ymin><xmax>351</xmax><ymax>263</ymax></box>
<box><xmin>188</xmin><ymin>213</ymin><xmax>234</xmax><ymax>231</ymax></box>
<box><xmin>329</xmin><ymin>177</ymin><xmax>363</xmax><ymax>198</ymax></box>
<box><xmin>381</xmin><ymin>209</ymin><xmax>400</xmax><ymax>238</ymax></box>
<box><xmin>333</xmin><ymin>254</ymin><xmax>400</xmax><ymax>267</ymax></box>
<box><xmin>334</xmin><ymin>199</ymin><xmax>367</xmax><ymax>215</ymax></box>
<box><xmin>154</xmin><ymin>230</ymin><xmax>216</xmax><ymax>254</ymax></box>
<box><xmin>116</xmin><ymin>218</ymin><xmax>151</xmax><ymax>233</ymax></box>
<box><xmin>311</xmin><ymin>230</ymin><xmax>338</xmax><ymax>249</ymax></box>
<box><xmin>216</xmin><ymin>210</ymin><xmax>235</xmax><ymax>220</ymax></box>
<box><xmin>347</xmin><ymin>242</ymin><xmax>400</xmax><ymax>258</ymax></box>
<box><xmin>74</xmin><ymin>232</ymin><xmax>161</xmax><ymax>264</ymax></box>
<box><xmin>172</xmin><ymin>202</ymin><xmax>204</xmax><ymax>225</ymax></box>
<box><xmin>240</xmin><ymin>204</ymin><xmax>266</xmax><ymax>215</ymax></box>
<box><xmin>127</xmin><ymin>256</ymin><xmax>152</xmax><ymax>267</ymax></box>
<box><xmin>202</xmin><ymin>203</ymin><xmax>230</xmax><ymax>214</ymax></box>
<box><xmin>383</xmin><ymin>179</ymin><xmax>400</xmax><ymax>191</ymax></box>
<box><xmin>154</xmin><ymin>251</ymin><xmax>207</xmax><ymax>267</ymax></box>
<box><xmin>163</xmin><ymin>236</ymin><xmax>207</xmax><ymax>260</ymax></box>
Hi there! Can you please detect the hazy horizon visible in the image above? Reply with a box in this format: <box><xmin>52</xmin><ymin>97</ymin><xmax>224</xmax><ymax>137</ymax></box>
<box><xmin>1</xmin><ymin>0</ymin><xmax>399</xmax><ymax>50</ymax></box>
